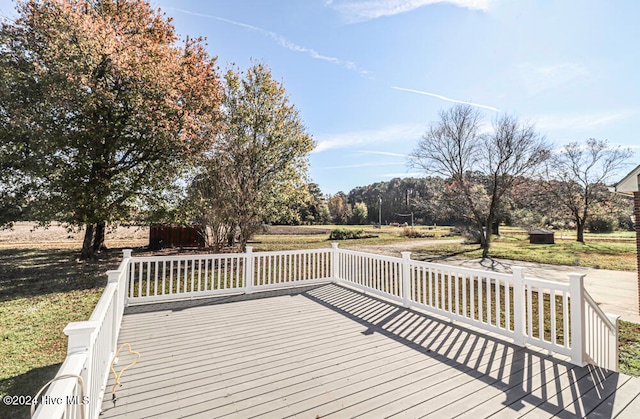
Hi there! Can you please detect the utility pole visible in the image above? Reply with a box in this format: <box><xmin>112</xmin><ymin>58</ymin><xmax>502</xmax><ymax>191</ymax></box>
<box><xmin>406</xmin><ymin>189</ymin><xmax>414</xmax><ymax>227</ymax></box>
<box><xmin>378</xmin><ymin>195</ymin><xmax>382</xmax><ymax>227</ymax></box>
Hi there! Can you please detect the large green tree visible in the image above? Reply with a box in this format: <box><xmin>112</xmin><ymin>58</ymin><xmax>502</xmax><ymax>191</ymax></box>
<box><xmin>0</xmin><ymin>0</ymin><xmax>221</xmax><ymax>258</ymax></box>
<box><xmin>190</xmin><ymin>63</ymin><xmax>315</xmax><ymax>251</ymax></box>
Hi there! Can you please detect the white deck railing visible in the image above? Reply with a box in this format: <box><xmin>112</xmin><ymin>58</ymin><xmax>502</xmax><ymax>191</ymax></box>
<box><xmin>32</xmin><ymin>251</ymin><xmax>131</xmax><ymax>419</ymax></box>
<box><xmin>35</xmin><ymin>244</ymin><xmax>619</xmax><ymax>419</ymax></box>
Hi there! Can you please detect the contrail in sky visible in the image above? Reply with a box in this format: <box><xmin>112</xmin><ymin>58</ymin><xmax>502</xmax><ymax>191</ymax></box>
<box><xmin>391</xmin><ymin>86</ymin><xmax>499</xmax><ymax>112</ymax></box>
<box><xmin>169</xmin><ymin>7</ymin><xmax>364</xmax><ymax>74</ymax></box>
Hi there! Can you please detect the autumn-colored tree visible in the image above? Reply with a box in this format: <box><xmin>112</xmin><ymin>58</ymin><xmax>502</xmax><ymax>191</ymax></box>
<box><xmin>0</xmin><ymin>0</ymin><xmax>221</xmax><ymax>258</ymax></box>
<box><xmin>507</xmin><ymin>177</ymin><xmax>569</xmax><ymax>230</ymax></box>
<box><xmin>327</xmin><ymin>193</ymin><xmax>352</xmax><ymax>225</ymax></box>
<box><xmin>190</xmin><ymin>63</ymin><xmax>314</xmax><ymax>251</ymax></box>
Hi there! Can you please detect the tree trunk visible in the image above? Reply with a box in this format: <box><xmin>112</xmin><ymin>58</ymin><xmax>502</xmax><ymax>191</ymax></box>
<box><xmin>481</xmin><ymin>224</ymin><xmax>491</xmax><ymax>258</ymax></box>
<box><xmin>93</xmin><ymin>222</ymin><xmax>107</xmax><ymax>252</ymax></box>
<box><xmin>80</xmin><ymin>224</ymin><xmax>95</xmax><ymax>260</ymax></box>
<box><xmin>238</xmin><ymin>227</ymin><xmax>248</xmax><ymax>252</ymax></box>
<box><xmin>577</xmin><ymin>222</ymin><xmax>585</xmax><ymax>243</ymax></box>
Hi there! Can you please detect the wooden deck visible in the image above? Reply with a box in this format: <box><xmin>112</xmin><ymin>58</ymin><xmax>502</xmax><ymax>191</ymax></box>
<box><xmin>100</xmin><ymin>283</ymin><xmax>640</xmax><ymax>418</ymax></box>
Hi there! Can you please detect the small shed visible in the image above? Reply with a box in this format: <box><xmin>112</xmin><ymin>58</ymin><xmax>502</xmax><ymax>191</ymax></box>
<box><xmin>529</xmin><ymin>229</ymin><xmax>555</xmax><ymax>244</ymax></box>
<box><xmin>149</xmin><ymin>224</ymin><xmax>205</xmax><ymax>249</ymax></box>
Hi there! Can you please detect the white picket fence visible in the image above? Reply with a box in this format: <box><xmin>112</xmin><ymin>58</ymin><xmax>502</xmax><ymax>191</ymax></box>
<box><xmin>34</xmin><ymin>244</ymin><xmax>619</xmax><ymax>419</ymax></box>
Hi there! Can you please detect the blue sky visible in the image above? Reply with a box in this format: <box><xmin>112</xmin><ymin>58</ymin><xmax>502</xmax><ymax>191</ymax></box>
<box><xmin>2</xmin><ymin>0</ymin><xmax>639</xmax><ymax>194</ymax></box>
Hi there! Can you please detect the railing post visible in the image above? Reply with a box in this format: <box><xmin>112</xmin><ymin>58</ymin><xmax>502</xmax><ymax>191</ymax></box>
<box><xmin>107</xmin><ymin>270</ymin><xmax>122</xmax><ymax>352</ymax></box>
<box><xmin>107</xmin><ymin>270</ymin><xmax>120</xmax><ymax>284</ymax></box>
<box><xmin>569</xmin><ymin>273</ymin><xmax>587</xmax><ymax>366</ymax></box>
<box><xmin>606</xmin><ymin>313</ymin><xmax>621</xmax><ymax>372</ymax></box>
<box><xmin>512</xmin><ymin>266</ymin><xmax>525</xmax><ymax>347</ymax></box>
<box><xmin>331</xmin><ymin>243</ymin><xmax>339</xmax><ymax>283</ymax></box>
<box><xmin>245</xmin><ymin>246</ymin><xmax>254</xmax><ymax>294</ymax></box>
<box><xmin>122</xmin><ymin>249</ymin><xmax>132</xmax><ymax>307</ymax></box>
<box><xmin>63</xmin><ymin>321</ymin><xmax>98</xmax><ymax>419</ymax></box>
<box><xmin>64</xmin><ymin>321</ymin><xmax>98</xmax><ymax>354</ymax></box>
<box><xmin>401</xmin><ymin>252</ymin><xmax>411</xmax><ymax>308</ymax></box>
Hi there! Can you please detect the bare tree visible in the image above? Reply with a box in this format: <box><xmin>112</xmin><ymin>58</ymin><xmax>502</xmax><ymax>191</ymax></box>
<box><xmin>410</xmin><ymin>104</ymin><xmax>550</xmax><ymax>257</ymax></box>
<box><xmin>545</xmin><ymin>138</ymin><xmax>633</xmax><ymax>242</ymax></box>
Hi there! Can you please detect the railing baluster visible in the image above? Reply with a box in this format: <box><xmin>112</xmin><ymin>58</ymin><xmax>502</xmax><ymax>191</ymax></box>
<box><xmin>154</xmin><ymin>261</ymin><xmax>159</xmax><ymax>296</ymax></box>
<box><xmin>169</xmin><ymin>260</ymin><xmax>174</xmax><ymax>294</ymax></box>
<box><xmin>197</xmin><ymin>259</ymin><xmax>202</xmax><ymax>291</ymax></box>
<box><xmin>205</xmin><ymin>258</ymin><xmax>210</xmax><ymax>291</ymax></box>
<box><xmin>563</xmin><ymin>291</ymin><xmax>569</xmax><ymax>349</ymax></box>
<box><xmin>505</xmin><ymin>278</ymin><xmax>511</xmax><ymax>331</ymax></box>
<box><xmin>278</xmin><ymin>254</ymin><xmax>283</xmax><ymax>283</ymax></box>
<box><xmin>495</xmin><ymin>278</ymin><xmax>500</xmax><ymax>328</ymax></box>
<box><xmin>416</xmin><ymin>266</ymin><xmax>421</xmax><ymax>304</ymax></box>
<box><xmin>138</xmin><ymin>261</ymin><xmax>143</xmax><ymax>298</ymax></box>
<box><xmin>454</xmin><ymin>272</ymin><xmax>459</xmax><ymax>315</ymax></box>
<box><xmin>549</xmin><ymin>289</ymin><xmax>558</xmax><ymax>345</ymax></box>
<box><xmin>146</xmin><ymin>261</ymin><xmax>151</xmax><ymax>297</ymax></box>
<box><xmin>527</xmin><ymin>286</ymin><xmax>533</xmax><ymax>338</ymax></box>
<box><xmin>538</xmin><ymin>288</ymin><xmax>544</xmax><ymax>341</ymax></box>
<box><xmin>470</xmin><ymin>274</ymin><xmax>475</xmax><ymax>320</ymax></box>
<box><xmin>190</xmin><ymin>259</ymin><xmax>195</xmax><ymax>293</ymax></box>
<box><xmin>478</xmin><ymin>275</ymin><xmax>483</xmax><ymax>322</ymax></box>
<box><xmin>486</xmin><ymin>276</ymin><xmax>491</xmax><ymax>326</ymax></box>
<box><xmin>461</xmin><ymin>273</ymin><xmax>467</xmax><ymax>318</ymax></box>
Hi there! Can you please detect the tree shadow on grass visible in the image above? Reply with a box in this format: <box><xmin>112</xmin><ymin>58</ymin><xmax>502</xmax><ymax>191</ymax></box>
<box><xmin>0</xmin><ymin>363</ymin><xmax>62</xmax><ymax>419</ymax></box>
<box><xmin>0</xmin><ymin>248</ymin><xmax>130</xmax><ymax>418</ymax></box>
<box><xmin>419</xmin><ymin>246</ymin><xmax>482</xmax><ymax>262</ymax></box>
<box><xmin>0</xmin><ymin>247</ymin><xmax>126</xmax><ymax>303</ymax></box>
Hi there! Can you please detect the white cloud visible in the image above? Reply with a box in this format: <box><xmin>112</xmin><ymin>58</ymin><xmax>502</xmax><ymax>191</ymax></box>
<box><xmin>358</xmin><ymin>150</ymin><xmax>410</xmax><ymax>158</ymax></box>
<box><xmin>517</xmin><ymin>63</ymin><xmax>592</xmax><ymax>95</ymax></box>
<box><xmin>169</xmin><ymin>7</ymin><xmax>367</xmax><ymax>74</ymax></box>
<box><xmin>327</xmin><ymin>0</ymin><xmax>489</xmax><ymax>23</ymax></box>
<box><xmin>313</xmin><ymin>124</ymin><xmax>424</xmax><ymax>153</ymax></box>
<box><xmin>392</xmin><ymin>86</ymin><xmax>500</xmax><ymax>112</ymax></box>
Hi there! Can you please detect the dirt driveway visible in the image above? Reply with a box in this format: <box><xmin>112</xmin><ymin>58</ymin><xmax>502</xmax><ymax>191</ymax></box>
<box><xmin>342</xmin><ymin>238</ymin><xmax>464</xmax><ymax>256</ymax></box>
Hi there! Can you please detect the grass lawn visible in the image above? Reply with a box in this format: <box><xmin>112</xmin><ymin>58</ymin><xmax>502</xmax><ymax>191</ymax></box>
<box><xmin>620</xmin><ymin>321</ymin><xmax>640</xmax><ymax>377</ymax></box>
<box><xmin>421</xmin><ymin>233</ymin><xmax>637</xmax><ymax>271</ymax></box>
<box><xmin>0</xmin><ymin>248</ymin><xmax>124</xmax><ymax>418</ymax></box>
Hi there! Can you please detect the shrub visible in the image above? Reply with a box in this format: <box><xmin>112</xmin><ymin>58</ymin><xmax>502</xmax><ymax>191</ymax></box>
<box><xmin>402</xmin><ymin>228</ymin><xmax>434</xmax><ymax>238</ymax></box>
<box><xmin>329</xmin><ymin>228</ymin><xmax>365</xmax><ymax>240</ymax></box>
<box><xmin>587</xmin><ymin>214</ymin><xmax>617</xmax><ymax>233</ymax></box>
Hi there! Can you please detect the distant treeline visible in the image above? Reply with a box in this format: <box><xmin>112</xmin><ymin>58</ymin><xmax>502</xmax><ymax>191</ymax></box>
<box><xmin>294</xmin><ymin>175</ymin><xmax>633</xmax><ymax>233</ymax></box>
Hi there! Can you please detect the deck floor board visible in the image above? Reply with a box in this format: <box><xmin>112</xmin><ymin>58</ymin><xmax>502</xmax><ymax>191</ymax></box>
<box><xmin>101</xmin><ymin>284</ymin><xmax>640</xmax><ymax>418</ymax></box>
